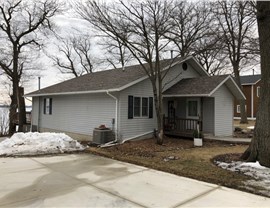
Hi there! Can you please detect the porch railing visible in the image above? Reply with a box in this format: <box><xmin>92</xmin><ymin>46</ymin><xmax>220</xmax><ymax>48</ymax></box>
<box><xmin>163</xmin><ymin>117</ymin><xmax>202</xmax><ymax>132</ymax></box>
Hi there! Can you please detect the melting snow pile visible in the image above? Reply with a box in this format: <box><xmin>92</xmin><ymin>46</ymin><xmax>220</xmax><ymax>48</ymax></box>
<box><xmin>216</xmin><ymin>161</ymin><xmax>270</xmax><ymax>196</ymax></box>
<box><xmin>0</xmin><ymin>132</ymin><xmax>85</xmax><ymax>156</ymax></box>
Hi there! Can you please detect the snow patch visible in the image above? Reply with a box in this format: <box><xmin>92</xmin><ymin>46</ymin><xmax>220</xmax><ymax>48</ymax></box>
<box><xmin>0</xmin><ymin>132</ymin><xmax>85</xmax><ymax>156</ymax></box>
<box><xmin>216</xmin><ymin>160</ymin><xmax>270</xmax><ymax>197</ymax></box>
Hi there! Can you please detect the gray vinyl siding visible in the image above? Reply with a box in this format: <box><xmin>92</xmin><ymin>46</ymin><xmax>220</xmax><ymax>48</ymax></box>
<box><xmin>31</xmin><ymin>97</ymin><xmax>39</xmax><ymax>126</ymax></box>
<box><xmin>162</xmin><ymin>63</ymin><xmax>201</xmax><ymax>91</ymax></box>
<box><xmin>202</xmin><ymin>97</ymin><xmax>214</xmax><ymax>134</ymax></box>
<box><xmin>38</xmin><ymin>93</ymin><xmax>116</xmax><ymax>136</ymax></box>
<box><xmin>119</xmin><ymin>79</ymin><xmax>157</xmax><ymax>140</ymax></box>
<box><xmin>213</xmin><ymin>85</ymin><xmax>234</xmax><ymax>136</ymax></box>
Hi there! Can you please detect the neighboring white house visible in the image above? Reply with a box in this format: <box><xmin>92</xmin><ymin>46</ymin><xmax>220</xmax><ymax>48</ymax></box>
<box><xmin>25</xmin><ymin>56</ymin><xmax>245</xmax><ymax>142</ymax></box>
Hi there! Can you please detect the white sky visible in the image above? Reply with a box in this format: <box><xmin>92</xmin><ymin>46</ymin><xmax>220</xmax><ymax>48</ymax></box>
<box><xmin>0</xmin><ymin>0</ymin><xmax>261</xmax><ymax>105</ymax></box>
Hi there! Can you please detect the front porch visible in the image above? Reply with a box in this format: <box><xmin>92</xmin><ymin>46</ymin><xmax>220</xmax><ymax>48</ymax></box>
<box><xmin>164</xmin><ymin>117</ymin><xmax>202</xmax><ymax>138</ymax></box>
<box><xmin>162</xmin><ymin>96</ymin><xmax>214</xmax><ymax>138</ymax></box>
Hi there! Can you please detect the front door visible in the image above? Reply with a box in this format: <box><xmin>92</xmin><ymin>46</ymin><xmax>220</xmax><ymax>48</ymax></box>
<box><xmin>168</xmin><ymin>101</ymin><xmax>175</xmax><ymax>128</ymax></box>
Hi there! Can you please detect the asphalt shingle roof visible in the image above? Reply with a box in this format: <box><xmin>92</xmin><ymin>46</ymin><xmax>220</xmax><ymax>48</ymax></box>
<box><xmin>240</xmin><ymin>75</ymin><xmax>261</xmax><ymax>85</ymax></box>
<box><xmin>163</xmin><ymin>75</ymin><xmax>228</xmax><ymax>96</ymax></box>
<box><xmin>26</xmin><ymin>58</ymin><xmax>184</xmax><ymax>96</ymax></box>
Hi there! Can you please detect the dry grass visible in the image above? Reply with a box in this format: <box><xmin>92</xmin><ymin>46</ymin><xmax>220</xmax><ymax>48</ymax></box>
<box><xmin>234</xmin><ymin>119</ymin><xmax>256</xmax><ymax>130</ymax></box>
<box><xmin>86</xmin><ymin>137</ymin><xmax>260</xmax><ymax>195</ymax></box>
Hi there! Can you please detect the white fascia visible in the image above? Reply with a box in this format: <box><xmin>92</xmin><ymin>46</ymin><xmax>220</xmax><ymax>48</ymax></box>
<box><xmin>163</xmin><ymin>94</ymin><xmax>209</xmax><ymax>98</ymax></box>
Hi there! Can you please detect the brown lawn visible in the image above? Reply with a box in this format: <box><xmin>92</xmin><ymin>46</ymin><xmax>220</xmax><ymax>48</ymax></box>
<box><xmin>85</xmin><ymin>137</ymin><xmax>262</xmax><ymax>196</ymax></box>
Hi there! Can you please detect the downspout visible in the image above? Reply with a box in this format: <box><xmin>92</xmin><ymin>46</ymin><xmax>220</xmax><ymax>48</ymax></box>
<box><xmin>37</xmin><ymin>77</ymin><xmax>41</xmax><ymax>132</ymax></box>
<box><xmin>251</xmin><ymin>85</ymin><xmax>254</xmax><ymax>119</ymax></box>
<box><xmin>106</xmin><ymin>91</ymin><xmax>118</xmax><ymax>144</ymax></box>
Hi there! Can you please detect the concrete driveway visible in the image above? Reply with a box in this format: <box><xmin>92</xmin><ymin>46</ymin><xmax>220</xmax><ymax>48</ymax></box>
<box><xmin>0</xmin><ymin>154</ymin><xmax>270</xmax><ymax>207</ymax></box>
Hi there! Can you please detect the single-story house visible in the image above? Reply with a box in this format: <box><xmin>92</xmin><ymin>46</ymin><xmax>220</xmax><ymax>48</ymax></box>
<box><xmin>234</xmin><ymin>74</ymin><xmax>261</xmax><ymax>120</ymax></box>
<box><xmin>25</xmin><ymin>56</ymin><xmax>245</xmax><ymax>142</ymax></box>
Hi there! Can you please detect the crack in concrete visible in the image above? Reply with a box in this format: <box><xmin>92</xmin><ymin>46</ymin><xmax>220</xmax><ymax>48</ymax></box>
<box><xmin>171</xmin><ymin>186</ymin><xmax>221</xmax><ymax>207</ymax></box>
<box><xmin>0</xmin><ymin>155</ymin><xmax>149</xmax><ymax>207</ymax></box>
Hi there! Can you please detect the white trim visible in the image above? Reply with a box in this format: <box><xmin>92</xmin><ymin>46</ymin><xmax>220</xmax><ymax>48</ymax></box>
<box><xmin>257</xmin><ymin>86</ymin><xmax>260</xmax><ymax>97</ymax></box>
<box><xmin>234</xmin><ymin>117</ymin><xmax>256</xmax><ymax>121</ymax></box>
<box><xmin>209</xmin><ymin>76</ymin><xmax>230</xmax><ymax>96</ymax></box>
<box><xmin>190</xmin><ymin>56</ymin><xmax>210</xmax><ymax>76</ymax></box>
<box><xmin>209</xmin><ymin>75</ymin><xmax>246</xmax><ymax>99</ymax></box>
<box><xmin>25</xmin><ymin>89</ymin><xmax>120</xmax><ymax>97</ymax></box>
<box><xmin>236</xmin><ymin>105</ymin><xmax>241</xmax><ymax>113</ymax></box>
<box><xmin>241</xmin><ymin>79</ymin><xmax>261</xmax><ymax>86</ymax></box>
<box><xmin>251</xmin><ymin>85</ymin><xmax>254</xmax><ymax>118</ymax></box>
<box><xmin>163</xmin><ymin>94</ymin><xmax>209</xmax><ymax>97</ymax></box>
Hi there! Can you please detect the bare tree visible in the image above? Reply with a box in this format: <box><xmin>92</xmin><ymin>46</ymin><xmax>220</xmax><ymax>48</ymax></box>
<box><xmin>77</xmin><ymin>0</ymin><xmax>176</xmax><ymax>145</ymax></box>
<box><xmin>214</xmin><ymin>1</ymin><xmax>258</xmax><ymax>124</ymax></box>
<box><xmin>51</xmin><ymin>34</ymin><xmax>95</xmax><ymax>77</ymax></box>
<box><xmin>0</xmin><ymin>0</ymin><xmax>61</xmax><ymax>134</ymax></box>
<box><xmin>99</xmin><ymin>35</ymin><xmax>133</xmax><ymax>69</ymax></box>
<box><xmin>195</xmin><ymin>38</ymin><xmax>231</xmax><ymax>75</ymax></box>
<box><xmin>167</xmin><ymin>1</ymin><xmax>214</xmax><ymax>57</ymax></box>
<box><xmin>242</xmin><ymin>1</ymin><xmax>270</xmax><ymax>167</ymax></box>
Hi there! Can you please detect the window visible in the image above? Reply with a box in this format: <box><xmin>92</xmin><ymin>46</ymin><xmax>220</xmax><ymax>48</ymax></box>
<box><xmin>142</xmin><ymin>97</ymin><xmax>149</xmax><ymax>117</ymax></box>
<box><xmin>236</xmin><ymin>105</ymin><xmax>247</xmax><ymax>113</ymax></box>
<box><xmin>44</xmin><ymin>98</ymin><xmax>52</xmax><ymax>115</ymax></box>
<box><xmin>257</xmin><ymin>86</ymin><xmax>260</xmax><ymax>97</ymax></box>
<box><xmin>188</xmin><ymin>100</ymin><xmax>198</xmax><ymax>117</ymax></box>
<box><xmin>128</xmin><ymin>96</ymin><xmax>153</xmax><ymax>119</ymax></box>
<box><xmin>237</xmin><ymin>105</ymin><xmax>240</xmax><ymax>113</ymax></box>
<box><xmin>134</xmin><ymin>97</ymin><xmax>141</xmax><ymax>117</ymax></box>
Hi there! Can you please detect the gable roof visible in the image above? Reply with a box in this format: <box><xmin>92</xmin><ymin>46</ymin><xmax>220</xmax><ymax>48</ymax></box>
<box><xmin>240</xmin><ymin>74</ymin><xmax>261</xmax><ymax>85</ymax></box>
<box><xmin>163</xmin><ymin>75</ymin><xmax>245</xmax><ymax>100</ymax></box>
<box><xmin>25</xmin><ymin>56</ymin><xmax>208</xmax><ymax>97</ymax></box>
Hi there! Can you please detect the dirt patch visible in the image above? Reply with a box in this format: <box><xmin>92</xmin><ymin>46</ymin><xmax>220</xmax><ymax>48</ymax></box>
<box><xmin>85</xmin><ymin>137</ymin><xmax>263</xmax><ymax>196</ymax></box>
<box><xmin>213</xmin><ymin>153</ymin><xmax>244</xmax><ymax>163</ymax></box>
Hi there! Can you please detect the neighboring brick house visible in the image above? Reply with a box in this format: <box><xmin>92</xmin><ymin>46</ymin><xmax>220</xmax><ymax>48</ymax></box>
<box><xmin>234</xmin><ymin>74</ymin><xmax>261</xmax><ymax>120</ymax></box>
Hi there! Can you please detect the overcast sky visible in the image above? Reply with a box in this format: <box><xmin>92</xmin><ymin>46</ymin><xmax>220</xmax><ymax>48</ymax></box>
<box><xmin>0</xmin><ymin>0</ymin><xmax>261</xmax><ymax>105</ymax></box>
<box><xmin>0</xmin><ymin>3</ymin><xmax>98</xmax><ymax>105</ymax></box>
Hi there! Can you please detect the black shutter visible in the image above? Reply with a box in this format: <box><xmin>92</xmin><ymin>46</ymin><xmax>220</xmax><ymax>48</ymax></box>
<box><xmin>49</xmin><ymin>98</ymin><xmax>52</xmax><ymax>114</ymax></box>
<box><xmin>43</xmin><ymin>98</ymin><xmax>46</xmax><ymax>114</ymax></box>
<box><xmin>149</xmin><ymin>97</ymin><xmax>153</xmax><ymax>118</ymax></box>
<box><xmin>128</xmin><ymin>95</ymin><xmax>133</xmax><ymax>119</ymax></box>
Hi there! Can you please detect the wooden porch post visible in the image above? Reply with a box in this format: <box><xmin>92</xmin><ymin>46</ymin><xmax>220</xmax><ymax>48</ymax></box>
<box><xmin>200</xmin><ymin>97</ymin><xmax>203</xmax><ymax>131</ymax></box>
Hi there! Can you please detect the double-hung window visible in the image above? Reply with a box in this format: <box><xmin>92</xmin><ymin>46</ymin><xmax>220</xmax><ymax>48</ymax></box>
<box><xmin>186</xmin><ymin>98</ymin><xmax>200</xmax><ymax>119</ymax></box>
<box><xmin>128</xmin><ymin>96</ymin><xmax>153</xmax><ymax>119</ymax></box>
<box><xmin>134</xmin><ymin>97</ymin><xmax>141</xmax><ymax>117</ymax></box>
<box><xmin>44</xmin><ymin>98</ymin><xmax>52</xmax><ymax>115</ymax></box>
<box><xmin>134</xmin><ymin>97</ymin><xmax>149</xmax><ymax>117</ymax></box>
<box><xmin>142</xmin><ymin>97</ymin><xmax>148</xmax><ymax>117</ymax></box>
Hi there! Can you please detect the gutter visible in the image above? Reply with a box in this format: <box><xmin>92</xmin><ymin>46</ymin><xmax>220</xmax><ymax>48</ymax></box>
<box><xmin>106</xmin><ymin>91</ymin><xmax>119</xmax><ymax>142</ymax></box>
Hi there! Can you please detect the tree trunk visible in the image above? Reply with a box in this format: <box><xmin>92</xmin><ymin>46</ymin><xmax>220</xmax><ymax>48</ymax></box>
<box><xmin>242</xmin><ymin>2</ymin><xmax>270</xmax><ymax>167</ymax></box>
<box><xmin>239</xmin><ymin>99</ymin><xmax>248</xmax><ymax>124</ymax></box>
<box><xmin>8</xmin><ymin>94</ymin><xmax>17</xmax><ymax>135</ymax></box>
<box><xmin>152</xmin><ymin>77</ymin><xmax>164</xmax><ymax>145</ymax></box>
<box><xmin>234</xmin><ymin>67</ymin><xmax>248</xmax><ymax>124</ymax></box>
<box><xmin>18</xmin><ymin>87</ymin><xmax>26</xmax><ymax>132</ymax></box>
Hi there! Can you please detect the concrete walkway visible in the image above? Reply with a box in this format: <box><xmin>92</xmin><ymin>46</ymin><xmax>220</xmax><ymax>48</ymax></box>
<box><xmin>0</xmin><ymin>154</ymin><xmax>269</xmax><ymax>207</ymax></box>
<box><xmin>205</xmin><ymin>136</ymin><xmax>251</xmax><ymax>144</ymax></box>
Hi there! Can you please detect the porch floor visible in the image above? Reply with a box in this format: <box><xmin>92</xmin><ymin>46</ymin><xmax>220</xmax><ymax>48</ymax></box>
<box><xmin>164</xmin><ymin>130</ymin><xmax>194</xmax><ymax>138</ymax></box>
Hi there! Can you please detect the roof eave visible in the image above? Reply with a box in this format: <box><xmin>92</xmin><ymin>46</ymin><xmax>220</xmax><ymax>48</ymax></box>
<box><xmin>163</xmin><ymin>94</ymin><xmax>209</xmax><ymax>97</ymax></box>
<box><xmin>209</xmin><ymin>75</ymin><xmax>246</xmax><ymax>100</ymax></box>
<box><xmin>24</xmin><ymin>88</ymin><xmax>120</xmax><ymax>97</ymax></box>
